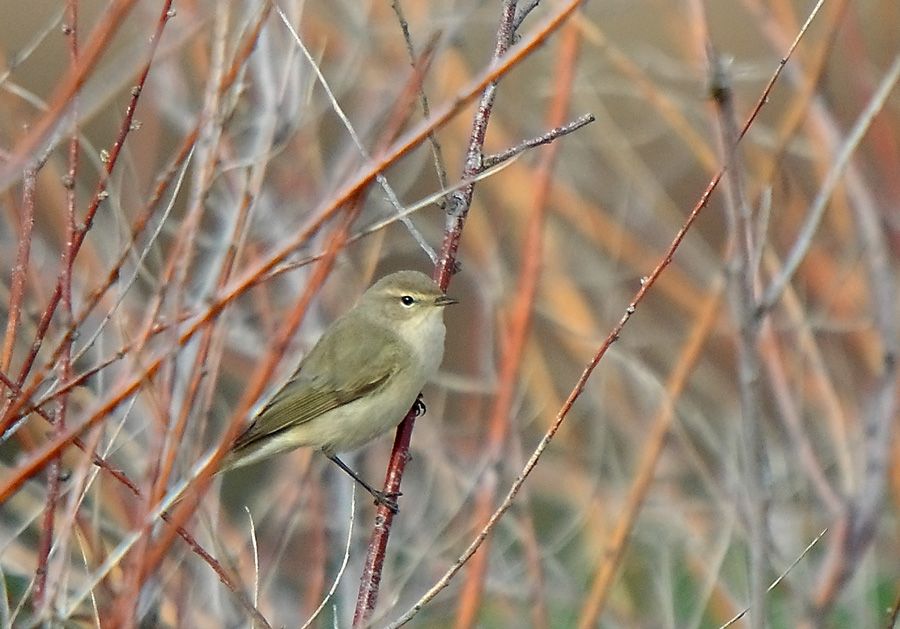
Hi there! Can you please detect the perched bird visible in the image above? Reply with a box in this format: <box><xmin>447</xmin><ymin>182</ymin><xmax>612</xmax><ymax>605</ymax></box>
<box><xmin>220</xmin><ymin>270</ymin><xmax>456</xmax><ymax>510</ymax></box>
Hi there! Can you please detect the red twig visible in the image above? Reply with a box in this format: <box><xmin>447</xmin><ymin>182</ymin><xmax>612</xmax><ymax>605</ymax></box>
<box><xmin>33</xmin><ymin>0</ymin><xmax>82</xmax><ymax>612</ymax></box>
<box><xmin>0</xmin><ymin>1</ymin><xmax>175</xmax><ymax>438</ymax></box>
<box><xmin>0</xmin><ymin>0</ymin><xmax>138</xmax><ymax>190</ymax></box>
<box><xmin>12</xmin><ymin>161</ymin><xmax>45</xmax><ymax>603</ymax></box>
<box><xmin>0</xmin><ymin>158</ymin><xmax>42</xmax><ymax>375</ymax></box>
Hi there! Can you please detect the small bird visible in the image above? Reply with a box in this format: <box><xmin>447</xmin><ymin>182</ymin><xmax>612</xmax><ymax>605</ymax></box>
<box><xmin>220</xmin><ymin>270</ymin><xmax>456</xmax><ymax>511</ymax></box>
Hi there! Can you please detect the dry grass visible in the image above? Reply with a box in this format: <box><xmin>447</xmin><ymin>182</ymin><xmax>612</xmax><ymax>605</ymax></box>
<box><xmin>0</xmin><ymin>1</ymin><xmax>897</xmax><ymax>627</ymax></box>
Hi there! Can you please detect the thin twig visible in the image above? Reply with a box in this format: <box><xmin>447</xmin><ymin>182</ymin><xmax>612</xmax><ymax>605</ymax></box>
<box><xmin>300</xmin><ymin>488</ymin><xmax>355</xmax><ymax>629</ymax></box>
<box><xmin>577</xmin><ymin>275</ymin><xmax>726</xmax><ymax>628</ymax></box>
<box><xmin>0</xmin><ymin>0</ymin><xmax>139</xmax><ymax>191</ymax></box>
<box><xmin>390</xmin><ymin>0</ymin><xmax>451</xmax><ymax>202</ymax></box>
<box><xmin>1</xmin><ymin>156</ymin><xmax>46</xmax><ymax>374</ymax></box>
<box><xmin>811</xmin><ymin>55</ymin><xmax>900</xmax><ymax>616</ymax></box>
<box><xmin>58</xmin><ymin>451</ymin><xmax>272</xmax><ymax>628</ymax></box>
<box><xmin>275</xmin><ymin>2</ymin><xmax>437</xmax><ymax>261</ymax></box>
<box><xmin>432</xmin><ymin>0</ymin><xmax>520</xmax><ymax>287</ymax></box>
<box><xmin>246</xmin><ymin>507</ymin><xmax>260</xmax><ymax>612</ymax></box>
<box><xmin>33</xmin><ymin>0</ymin><xmax>82</xmax><ymax>612</ymax></box>
<box><xmin>757</xmin><ymin>53</ymin><xmax>900</xmax><ymax>314</ymax></box>
<box><xmin>3</xmin><ymin>150</ymin><xmax>53</xmax><ymax>612</ymax></box>
<box><xmin>718</xmin><ymin>529</ymin><xmax>828</xmax><ymax>628</ymax></box>
<box><xmin>709</xmin><ymin>48</ymin><xmax>769</xmax><ymax>629</ymax></box>
<box><xmin>482</xmin><ymin>113</ymin><xmax>594</xmax><ymax>169</ymax></box>
<box><xmin>513</xmin><ymin>0</ymin><xmax>541</xmax><ymax>33</ymax></box>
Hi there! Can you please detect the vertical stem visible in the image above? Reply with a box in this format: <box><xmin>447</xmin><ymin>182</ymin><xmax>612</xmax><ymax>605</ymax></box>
<box><xmin>34</xmin><ymin>0</ymin><xmax>81</xmax><ymax>614</ymax></box>
<box><xmin>709</xmin><ymin>51</ymin><xmax>768</xmax><ymax>628</ymax></box>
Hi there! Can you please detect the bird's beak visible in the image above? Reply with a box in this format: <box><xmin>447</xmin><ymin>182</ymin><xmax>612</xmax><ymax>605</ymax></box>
<box><xmin>434</xmin><ymin>294</ymin><xmax>458</xmax><ymax>307</ymax></box>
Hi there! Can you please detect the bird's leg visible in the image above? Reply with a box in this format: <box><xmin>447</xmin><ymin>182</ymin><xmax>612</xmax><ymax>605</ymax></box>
<box><xmin>325</xmin><ymin>454</ymin><xmax>401</xmax><ymax>514</ymax></box>
<box><xmin>412</xmin><ymin>393</ymin><xmax>426</xmax><ymax>417</ymax></box>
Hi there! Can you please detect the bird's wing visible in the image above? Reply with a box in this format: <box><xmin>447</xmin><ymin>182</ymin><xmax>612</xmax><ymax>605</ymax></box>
<box><xmin>231</xmin><ymin>320</ymin><xmax>401</xmax><ymax>450</ymax></box>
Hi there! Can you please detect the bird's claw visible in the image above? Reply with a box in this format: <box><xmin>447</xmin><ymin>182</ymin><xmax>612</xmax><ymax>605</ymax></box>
<box><xmin>372</xmin><ymin>490</ymin><xmax>402</xmax><ymax>514</ymax></box>
<box><xmin>413</xmin><ymin>395</ymin><xmax>427</xmax><ymax>418</ymax></box>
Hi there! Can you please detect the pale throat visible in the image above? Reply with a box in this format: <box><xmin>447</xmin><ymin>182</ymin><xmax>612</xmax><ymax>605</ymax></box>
<box><xmin>399</xmin><ymin>310</ymin><xmax>446</xmax><ymax>373</ymax></box>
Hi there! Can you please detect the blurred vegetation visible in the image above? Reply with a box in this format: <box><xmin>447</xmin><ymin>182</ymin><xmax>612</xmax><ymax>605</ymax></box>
<box><xmin>0</xmin><ymin>0</ymin><xmax>897</xmax><ymax>627</ymax></box>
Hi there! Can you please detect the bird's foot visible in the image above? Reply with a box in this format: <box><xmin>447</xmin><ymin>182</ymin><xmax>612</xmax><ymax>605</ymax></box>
<box><xmin>371</xmin><ymin>489</ymin><xmax>402</xmax><ymax>514</ymax></box>
<box><xmin>413</xmin><ymin>395</ymin><xmax>426</xmax><ymax>417</ymax></box>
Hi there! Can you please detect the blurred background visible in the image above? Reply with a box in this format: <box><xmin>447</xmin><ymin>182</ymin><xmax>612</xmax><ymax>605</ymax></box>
<box><xmin>0</xmin><ymin>0</ymin><xmax>897</xmax><ymax>627</ymax></box>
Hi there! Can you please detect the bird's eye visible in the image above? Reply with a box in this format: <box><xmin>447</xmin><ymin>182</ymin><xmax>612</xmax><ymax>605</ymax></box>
<box><xmin>400</xmin><ymin>295</ymin><xmax>415</xmax><ymax>307</ymax></box>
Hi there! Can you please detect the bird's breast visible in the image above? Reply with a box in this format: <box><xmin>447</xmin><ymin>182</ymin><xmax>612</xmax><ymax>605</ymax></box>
<box><xmin>404</xmin><ymin>314</ymin><xmax>446</xmax><ymax>378</ymax></box>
